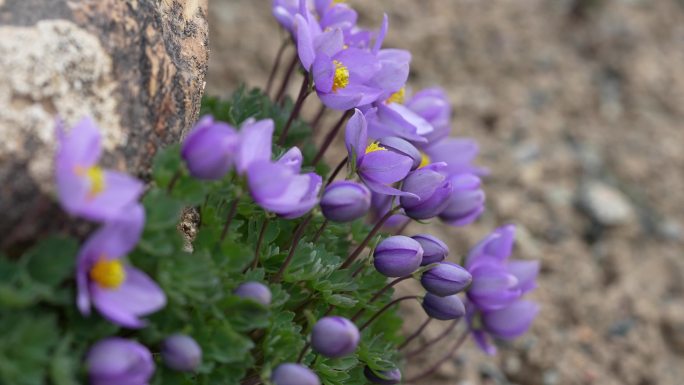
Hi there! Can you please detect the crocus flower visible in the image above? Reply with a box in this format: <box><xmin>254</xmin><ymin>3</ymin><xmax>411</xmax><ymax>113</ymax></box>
<box><xmin>161</xmin><ymin>334</ymin><xmax>202</xmax><ymax>372</ymax></box>
<box><xmin>364</xmin><ymin>366</ymin><xmax>402</xmax><ymax>385</ymax></box>
<box><xmin>421</xmin><ymin>262</ymin><xmax>472</xmax><ymax>297</ymax></box>
<box><xmin>400</xmin><ymin>163</ymin><xmax>453</xmax><ymax>220</ymax></box>
<box><xmin>236</xmin><ymin>119</ymin><xmax>275</xmax><ymax>175</ymax></box>
<box><xmin>411</xmin><ymin>234</ymin><xmax>449</xmax><ymax>265</ymax></box>
<box><xmin>404</xmin><ymin>88</ymin><xmax>452</xmax><ymax>145</ymax></box>
<box><xmin>311</xmin><ymin>316</ymin><xmax>360</xmax><ymax>358</ymax></box>
<box><xmin>272</xmin><ymin>363</ymin><xmax>320</xmax><ymax>385</ymax></box>
<box><xmin>76</xmin><ymin>204</ymin><xmax>166</xmax><ymax>328</ymax></box>
<box><xmin>422</xmin><ymin>293</ymin><xmax>466</xmax><ymax>321</ymax></box>
<box><xmin>320</xmin><ymin>181</ymin><xmax>371</xmax><ymax>222</ymax></box>
<box><xmin>86</xmin><ymin>337</ymin><xmax>154</xmax><ymax>385</ymax></box>
<box><xmin>55</xmin><ymin>117</ymin><xmax>143</xmax><ymax>222</ymax></box>
<box><xmin>373</xmin><ymin>235</ymin><xmax>423</xmax><ymax>277</ymax></box>
<box><xmin>234</xmin><ymin>281</ymin><xmax>272</xmax><ymax>306</ymax></box>
<box><xmin>181</xmin><ymin>115</ymin><xmax>239</xmax><ymax>180</ymax></box>
<box><xmin>344</xmin><ymin>109</ymin><xmax>414</xmax><ymax>197</ymax></box>
<box><xmin>439</xmin><ymin>173</ymin><xmax>485</xmax><ymax>227</ymax></box>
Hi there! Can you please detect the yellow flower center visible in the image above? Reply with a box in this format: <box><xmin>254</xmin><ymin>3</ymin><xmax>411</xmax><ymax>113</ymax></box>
<box><xmin>365</xmin><ymin>142</ymin><xmax>386</xmax><ymax>154</ymax></box>
<box><xmin>75</xmin><ymin>165</ymin><xmax>106</xmax><ymax>198</ymax></box>
<box><xmin>90</xmin><ymin>258</ymin><xmax>126</xmax><ymax>289</ymax></box>
<box><xmin>332</xmin><ymin>60</ymin><xmax>349</xmax><ymax>92</ymax></box>
<box><xmin>332</xmin><ymin>0</ymin><xmax>346</xmax><ymax>4</ymax></box>
<box><xmin>386</xmin><ymin>87</ymin><xmax>406</xmax><ymax>104</ymax></box>
<box><xmin>419</xmin><ymin>153</ymin><xmax>431</xmax><ymax>168</ymax></box>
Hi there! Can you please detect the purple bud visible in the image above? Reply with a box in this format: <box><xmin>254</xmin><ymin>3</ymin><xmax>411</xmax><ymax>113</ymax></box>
<box><xmin>400</xmin><ymin>163</ymin><xmax>453</xmax><ymax>220</ymax></box>
<box><xmin>411</xmin><ymin>234</ymin><xmax>449</xmax><ymax>265</ymax></box>
<box><xmin>421</xmin><ymin>262</ymin><xmax>472</xmax><ymax>296</ymax></box>
<box><xmin>364</xmin><ymin>366</ymin><xmax>402</xmax><ymax>385</ymax></box>
<box><xmin>311</xmin><ymin>316</ymin><xmax>360</xmax><ymax>358</ymax></box>
<box><xmin>86</xmin><ymin>338</ymin><xmax>154</xmax><ymax>385</ymax></box>
<box><xmin>378</xmin><ymin>136</ymin><xmax>422</xmax><ymax>170</ymax></box>
<box><xmin>481</xmin><ymin>300</ymin><xmax>539</xmax><ymax>339</ymax></box>
<box><xmin>373</xmin><ymin>236</ymin><xmax>423</xmax><ymax>277</ymax></box>
<box><xmin>439</xmin><ymin>174</ymin><xmax>485</xmax><ymax>227</ymax></box>
<box><xmin>422</xmin><ymin>293</ymin><xmax>466</xmax><ymax>320</ymax></box>
<box><xmin>161</xmin><ymin>334</ymin><xmax>202</xmax><ymax>372</ymax></box>
<box><xmin>272</xmin><ymin>363</ymin><xmax>320</xmax><ymax>385</ymax></box>
<box><xmin>181</xmin><ymin>116</ymin><xmax>239</xmax><ymax>180</ymax></box>
<box><xmin>234</xmin><ymin>281</ymin><xmax>272</xmax><ymax>306</ymax></box>
<box><xmin>320</xmin><ymin>181</ymin><xmax>371</xmax><ymax>222</ymax></box>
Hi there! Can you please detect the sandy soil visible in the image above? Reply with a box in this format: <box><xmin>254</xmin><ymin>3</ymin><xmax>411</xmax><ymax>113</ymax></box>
<box><xmin>207</xmin><ymin>1</ymin><xmax>684</xmax><ymax>384</ymax></box>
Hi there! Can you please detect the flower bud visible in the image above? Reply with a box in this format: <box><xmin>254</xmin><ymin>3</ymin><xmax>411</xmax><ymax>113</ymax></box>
<box><xmin>311</xmin><ymin>316</ymin><xmax>360</xmax><ymax>358</ymax></box>
<box><xmin>373</xmin><ymin>236</ymin><xmax>423</xmax><ymax>277</ymax></box>
<box><xmin>272</xmin><ymin>363</ymin><xmax>320</xmax><ymax>385</ymax></box>
<box><xmin>411</xmin><ymin>234</ymin><xmax>449</xmax><ymax>265</ymax></box>
<box><xmin>364</xmin><ymin>366</ymin><xmax>402</xmax><ymax>385</ymax></box>
<box><xmin>481</xmin><ymin>300</ymin><xmax>540</xmax><ymax>339</ymax></box>
<box><xmin>378</xmin><ymin>136</ymin><xmax>422</xmax><ymax>170</ymax></box>
<box><xmin>400</xmin><ymin>163</ymin><xmax>453</xmax><ymax>220</ymax></box>
<box><xmin>161</xmin><ymin>334</ymin><xmax>202</xmax><ymax>372</ymax></box>
<box><xmin>421</xmin><ymin>262</ymin><xmax>472</xmax><ymax>296</ymax></box>
<box><xmin>320</xmin><ymin>181</ymin><xmax>371</xmax><ymax>223</ymax></box>
<box><xmin>234</xmin><ymin>281</ymin><xmax>272</xmax><ymax>306</ymax></box>
<box><xmin>439</xmin><ymin>174</ymin><xmax>485</xmax><ymax>227</ymax></box>
<box><xmin>86</xmin><ymin>338</ymin><xmax>154</xmax><ymax>385</ymax></box>
<box><xmin>181</xmin><ymin>116</ymin><xmax>239</xmax><ymax>180</ymax></box>
<box><xmin>422</xmin><ymin>293</ymin><xmax>466</xmax><ymax>320</ymax></box>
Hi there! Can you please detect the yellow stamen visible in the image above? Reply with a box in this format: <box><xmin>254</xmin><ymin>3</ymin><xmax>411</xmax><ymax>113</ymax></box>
<box><xmin>386</xmin><ymin>87</ymin><xmax>406</xmax><ymax>104</ymax></box>
<box><xmin>332</xmin><ymin>60</ymin><xmax>349</xmax><ymax>92</ymax></box>
<box><xmin>332</xmin><ymin>0</ymin><xmax>346</xmax><ymax>4</ymax></box>
<box><xmin>90</xmin><ymin>258</ymin><xmax>126</xmax><ymax>289</ymax></box>
<box><xmin>419</xmin><ymin>153</ymin><xmax>431</xmax><ymax>168</ymax></box>
<box><xmin>365</xmin><ymin>142</ymin><xmax>386</xmax><ymax>154</ymax></box>
<box><xmin>75</xmin><ymin>165</ymin><xmax>106</xmax><ymax>198</ymax></box>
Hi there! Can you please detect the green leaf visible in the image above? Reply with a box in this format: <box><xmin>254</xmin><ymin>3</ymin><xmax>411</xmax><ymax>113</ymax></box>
<box><xmin>25</xmin><ymin>236</ymin><xmax>78</xmax><ymax>287</ymax></box>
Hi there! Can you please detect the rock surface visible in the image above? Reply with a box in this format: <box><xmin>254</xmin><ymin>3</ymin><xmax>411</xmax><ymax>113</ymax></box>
<box><xmin>0</xmin><ymin>0</ymin><xmax>209</xmax><ymax>250</ymax></box>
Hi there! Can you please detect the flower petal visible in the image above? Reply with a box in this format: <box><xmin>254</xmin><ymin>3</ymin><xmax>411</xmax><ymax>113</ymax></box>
<box><xmin>236</xmin><ymin>119</ymin><xmax>274</xmax><ymax>174</ymax></box>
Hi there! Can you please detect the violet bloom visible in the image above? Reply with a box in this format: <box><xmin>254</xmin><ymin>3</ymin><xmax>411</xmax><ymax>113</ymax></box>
<box><xmin>320</xmin><ymin>181</ymin><xmax>371</xmax><ymax>222</ymax></box>
<box><xmin>411</xmin><ymin>234</ymin><xmax>449</xmax><ymax>266</ymax></box>
<box><xmin>311</xmin><ymin>316</ymin><xmax>360</xmax><ymax>358</ymax></box>
<box><xmin>55</xmin><ymin>117</ymin><xmax>143</xmax><ymax>222</ymax></box>
<box><xmin>421</xmin><ymin>262</ymin><xmax>472</xmax><ymax>297</ymax></box>
<box><xmin>272</xmin><ymin>0</ymin><xmax>301</xmax><ymax>33</ymax></box>
<box><xmin>86</xmin><ymin>337</ymin><xmax>154</xmax><ymax>385</ymax></box>
<box><xmin>422</xmin><ymin>293</ymin><xmax>466</xmax><ymax>321</ymax></box>
<box><xmin>161</xmin><ymin>334</ymin><xmax>202</xmax><ymax>372</ymax></box>
<box><xmin>400</xmin><ymin>163</ymin><xmax>453</xmax><ymax>220</ymax></box>
<box><xmin>423</xmin><ymin>137</ymin><xmax>487</xmax><ymax>176</ymax></box>
<box><xmin>344</xmin><ymin>109</ymin><xmax>415</xmax><ymax>197</ymax></box>
<box><xmin>272</xmin><ymin>363</ymin><xmax>320</xmax><ymax>385</ymax></box>
<box><xmin>365</xmin><ymin>102</ymin><xmax>433</xmax><ymax>144</ymax></box>
<box><xmin>405</xmin><ymin>88</ymin><xmax>452</xmax><ymax>145</ymax></box>
<box><xmin>472</xmin><ymin>299</ymin><xmax>540</xmax><ymax>355</ymax></box>
<box><xmin>377</xmin><ymin>136</ymin><xmax>422</xmax><ymax>170</ymax></box>
<box><xmin>76</xmin><ymin>205</ymin><xmax>166</xmax><ymax>328</ymax></box>
<box><xmin>373</xmin><ymin>235</ymin><xmax>423</xmax><ymax>277</ymax></box>
<box><xmin>236</xmin><ymin>119</ymin><xmax>275</xmax><ymax>175</ymax></box>
<box><xmin>234</xmin><ymin>281</ymin><xmax>272</xmax><ymax>306</ymax></box>
<box><xmin>315</xmin><ymin>0</ymin><xmax>357</xmax><ymax>32</ymax></box>
<box><xmin>439</xmin><ymin>173</ymin><xmax>486</xmax><ymax>227</ymax></box>
<box><xmin>364</xmin><ymin>366</ymin><xmax>402</xmax><ymax>385</ymax></box>
<box><xmin>365</xmin><ymin>15</ymin><xmax>411</xmax><ymax>102</ymax></box>
<box><xmin>181</xmin><ymin>115</ymin><xmax>239</xmax><ymax>180</ymax></box>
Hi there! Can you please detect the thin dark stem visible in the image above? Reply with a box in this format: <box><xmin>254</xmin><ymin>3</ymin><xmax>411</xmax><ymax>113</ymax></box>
<box><xmin>272</xmin><ymin>215</ymin><xmax>313</xmax><ymax>282</ymax></box>
<box><xmin>220</xmin><ymin>196</ymin><xmax>241</xmax><ymax>242</ymax></box>
<box><xmin>266</xmin><ymin>40</ymin><xmax>288</xmax><ymax>96</ymax></box>
<box><xmin>404</xmin><ymin>329</ymin><xmax>469</xmax><ymax>383</ymax></box>
<box><xmin>278</xmin><ymin>75</ymin><xmax>310</xmax><ymax>145</ymax></box>
<box><xmin>247</xmin><ymin>218</ymin><xmax>270</xmax><ymax>271</ymax></box>
<box><xmin>339</xmin><ymin>207</ymin><xmax>399</xmax><ymax>270</ymax></box>
<box><xmin>296</xmin><ymin>342</ymin><xmax>310</xmax><ymax>363</ymax></box>
<box><xmin>351</xmin><ymin>275</ymin><xmax>412</xmax><ymax>321</ymax></box>
<box><xmin>310</xmin><ymin>104</ymin><xmax>327</xmax><ymax>133</ymax></box>
<box><xmin>359</xmin><ymin>296</ymin><xmax>420</xmax><ymax>332</ymax></box>
<box><xmin>275</xmin><ymin>52</ymin><xmax>299</xmax><ymax>104</ymax></box>
<box><xmin>405</xmin><ymin>319</ymin><xmax>460</xmax><ymax>358</ymax></box>
<box><xmin>398</xmin><ymin>317</ymin><xmax>433</xmax><ymax>350</ymax></box>
<box><xmin>312</xmin><ymin>110</ymin><xmax>351</xmax><ymax>165</ymax></box>
<box><xmin>326</xmin><ymin>157</ymin><xmax>348</xmax><ymax>187</ymax></box>
<box><xmin>311</xmin><ymin>219</ymin><xmax>328</xmax><ymax>243</ymax></box>
<box><xmin>166</xmin><ymin>170</ymin><xmax>181</xmax><ymax>193</ymax></box>
<box><xmin>395</xmin><ymin>219</ymin><xmax>410</xmax><ymax>235</ymax></box>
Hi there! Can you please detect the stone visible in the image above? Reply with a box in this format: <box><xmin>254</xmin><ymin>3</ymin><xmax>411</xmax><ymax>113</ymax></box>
<box><xmin>578</xmin><ymin>181</ymin><xmax>635</xmax><ymax>226</ymax></box>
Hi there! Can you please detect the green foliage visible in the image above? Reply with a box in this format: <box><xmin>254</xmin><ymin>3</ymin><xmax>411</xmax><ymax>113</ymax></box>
<box><xmin>0</xmin><ymin>87</ymin><xmax>406</xmax><ymax>385</ymax></box>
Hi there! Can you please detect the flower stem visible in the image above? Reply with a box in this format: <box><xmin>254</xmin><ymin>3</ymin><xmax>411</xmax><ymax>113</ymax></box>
<box><xmin>398</xmin><ymin>317</ymin><xmax>432</xmax><ymax>350</ymax></box>
<box><xmin>247</xmin><ymin>218</ymin><xmax>270</xmax><ymax>271</ymax></box>
<box><xmin>275</xmin><ymin>52</ymin><xmax>299</xmax><ymax>104</ymax></box>
<box><xmin>312</xmin><ymin>110</ymin><xmax>352</xmax><ymax>166</ymax></box>
<box><xmin>272</xmin><ymin>214</ymin><xmax>313</xmax><ymax>282</ymax></box>
<box><xmin>339</xmin><ymin>206</ymin><xmax>400</xmax><ymax>270</ymax></box>
<box><xmin>351</xmin><ymin>275</ymin><xmax>412</xmax><ymax>321</ymax></box>
<box><xmin>266</xmin><ymin>40</ymin><xmax>289</xmax><ymax>96</ymax></box>
<box><xmin>325</xmin><ymin>157</ymin><xmax>348</xmax><ymax>187</ymax></box>
<box><xmin>296</xmin><ymin>342</ymin><xmax>310</xmax><ymax>363</ymax></box>
<box><xmin>311</xmin><ymin>219</ymin><xmax>328</xmax><ymax>243</ymax></box>
<box><xmin>404</xmin><ymin>328</ymin><xmax>469</xmax><ymax>383</ymax></box>
<box><xmin>310</xmin><ymin>104</ymin><xmax>327</xmax><ymax>134</ymax></box>
<box><xmin>166</xmin><ymin>170</ymin><xmax>182</xmax><ymax>193</ymax></box>
<box><xmin>278</xmin><ymin>75</ymin><xmax>311</xmax><ymax>145</ymax></box>
<box><xmin>405</xmin><ymin>319</ymin><xmax>460</xmax><ymax>358</ymax></box>
<box><xmin>220</xmin><ymin>195</ymin><xmax>241</xmax><ymax>242</ymax></box>
<box><xmin>359</xmin><ymin>295</ymin><xmax>420</xmax><ymax>332</ymax></box>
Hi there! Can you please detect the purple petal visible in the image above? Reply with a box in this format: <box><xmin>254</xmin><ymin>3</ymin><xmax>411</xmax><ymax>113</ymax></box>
<box><xmin>57</xmin><ymin>117</ymin><xmax>102</xmax><ymax>168</ymax></box>
<box><xmin>371</xmin><ymin>49</ymin><xmax>411</xmax><ymax>97</ymax></box>
<box><xmin>372</xmin><ymin>13</ymin><xmax>389</xmax><ymax>54</ymax></box>
<box><xmin>507</xmin><ymin>260</ymin><xmax>540</xmax><ymax>294</ymax></box>
<box><xmin>237</xmin><ymin>119</ymin><xmax>274</xmax><ymax>174</ymax></box>
<box><xmin>319</xmin><ymin>4</ymin><xmax>357</xmax><ymax>31</ymax></box>
<box><xmin>247</xmin><ymin>160</ymin><xmax>294</xmax><ymax>201</ymax></box>
<box><xmin>313</xmin><ymin>54</ymin><xmax>335</xmax><ymax>93</ymax></box>
<box><xmin>424</xmin><ymin>138</ymin><xmax>483</xmax><ymax>175</ymax></box>
<box><xmin>333</xmin><ymin>48</ymin><xmax>381</xmax><ymax>83</ymax></box>
<box><xmin>318</xmin><ymin>88</ymin><xmax>363</xmax><ymax>111</ymax></box>
<box><xmin>76</xmin><ymin>171</ymin><xmax>144</xmax><ymax>222</ymax></box>
<box><xmin>295</xmin><ymin>14</ymin><xmax>315</xmax><ymax>70</ymax></box>
<box><xmin>471</xmin><ymin>329</ymin><xmax>497</xmax><ymax>356</ymax></box>
<box><xmin>482</xmin><ymin>300</ymin><xmax>539</xmax><ymax>339</ymax></box>
<box><xmin>358</xmin><ymin>150</ymin><xmax>413</xmax><ymax>185</ymax></box>
<box><xmin>314</xmin><ymin>28</ymin><xmax>344</xmax><ymax>58</ymax></box>
<box><xmin>362</xmin><ymin>178</ymin><xmax>416</xmax><ymax>198</ymax></box>
<box><xmin>344</xmin><ymin>109</ymin><xmax>367</xmax><ymax>161</ymax></box>
<box><xmin>277</xmin><ymin>147</ymin><xmax>303</xmax><ymax>173</ymax></box>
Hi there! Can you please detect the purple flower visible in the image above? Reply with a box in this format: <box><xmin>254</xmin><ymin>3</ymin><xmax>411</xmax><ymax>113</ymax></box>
<box><xmin>423</xmin><ymin>137</ymin><xmax>486</xmax><ymax>176</ymax></box>
<box><xmin>181</xmin><ymin>116</ymin><xmax>239</xmax><ymax>180</ymax></box>
<box><xmin>234</xmin><ymin>281</ymin><xmax>272</xmax><ymax>306</ymax></box>
<box><xmin>311</xmin><ymin>316</ymin><xmax>360</xmax><ymax>358</ymax></box>
<box><xmin>470</xmin><ymin>300</ymin><xmax>540</xmax><ymax>356</ymax></box>
<box><xmin>364</xmin><ymin>366</ymin><xmax>402</xmax><ymax>385</ymax></box>
<box><xmin>86</xmin><ymin>337</ymin><xmax>154</xmax><ymax>385</ymax></box>
<box><xmin>422</xmin><ymin>293</ymin><xmax>466</xmax><ymax>320</ymax></box>
<box><xmin>236</xmin><ymin>119</ymin><xmax>275</xmax><ymax>175</ymax></box>
<box><xmin>421</xmin><ymin>262</ymin><xmax>472</xmax><ymax>297</ymax></box>
<box><xmin>55</xmin><ymin>117</ymin><xmax>143</xmax><ymax>222</ymax></box>
<box><xmin>366</xmin><ymin>15</ymin><xmax>411</xmax><ymax>102</ymax></box>
<box><xmin>373</xmin><ymin>235</ymin><xmax>423</xmax><ymax>277</ymax></box>
<box><xmin>411</xmin><ymin>234</ymin><xmax>449</xmax><ymax>265</ymax></box>
<box><xmin>76</xmin><ymin>205</ymin><xmax>166</xmax><ymax>328</ymax></box>
<box><xmin>366</xmin><ymin>103</ymin><xmax>433</xmax><ymax>144</ymax></box>
<box><xmin>344</xmin><ymin>109</ymin><xmax>414</xmax><ymax>197</ymax></box>
<box><xmin>316</xmin><ymin>1</ymin><xmax>358</xmax><ymax>32</ymax></box>
<box><xmin>439</xmin><ymin>173</ymin><xmax>485</xmax><ymax>227</ymax></box>
<box><xmin>161</xmin><ymin>334</ymin><xmax>202</xmax><ymax>372</ymax></box>
<box><xmin>370</xmin><ymin>192</ymin><xmax>409</xmax><ymax>228</ymax></box>
<box><xmin>405</xmin><ymin>88</ymin><xmax>452</xmax><ymax>145</ymax></box>
<box><xmin>320</xmin><ymin>181</ymin><xmax>371</xmax><ymax>222</ymax></box>
<box><xmin>272</xmin><ymin>0</ymin><xmax>300</xmax><ymax>33</ymax></box>
<box><xmin>377</xmin><ymin>136</ymin><xmax>422</xmax><ymax>170</ymax></box>
<box><xmin>272</xmin><ymin>363</ymin><xmax>320</xmax><ymax>385</ymax></box>
<box><xmin>400</xmin><ymin>163</ymin><xmax>453</xmax><ymax>220</ymax></box>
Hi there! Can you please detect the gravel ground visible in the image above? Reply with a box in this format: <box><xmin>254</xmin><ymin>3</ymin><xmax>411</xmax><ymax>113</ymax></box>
<box><xmin>208</xmin><ymin>1</ymin><xmax>684</xmax><ymax>384</ymax></box>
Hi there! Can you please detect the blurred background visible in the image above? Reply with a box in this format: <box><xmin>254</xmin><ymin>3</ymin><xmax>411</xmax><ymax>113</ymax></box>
<box><xmin>209</xmin><ymin>1</ymin><xmax>684</xmax><ymax>384</ymax></box>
